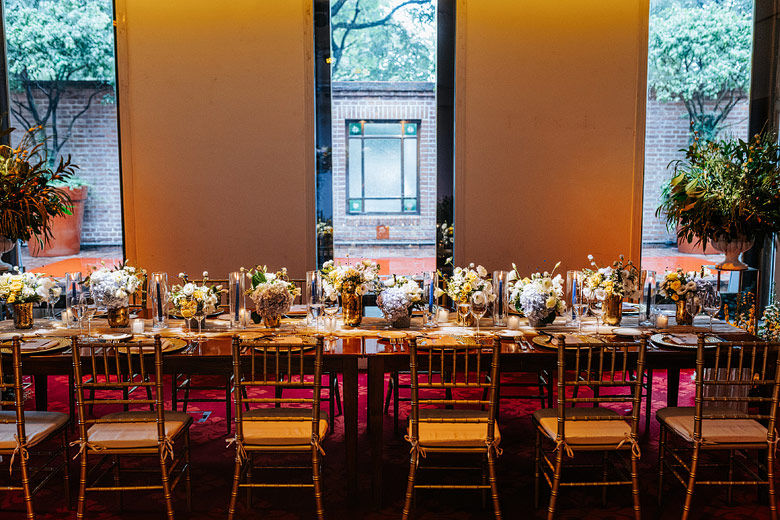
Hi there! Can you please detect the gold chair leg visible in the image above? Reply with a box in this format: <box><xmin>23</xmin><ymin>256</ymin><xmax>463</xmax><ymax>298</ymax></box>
<box><xmin>312</xmin><ymin>445</ymin><xmax>325</xmax><ymax>520</ymax></box>
<box><xmin>401</xmin><ymin>453</ymin><xmax>418</xmax><ymax>520</ymax></box>
<box><xmin>631</xmin><ymin>450</ymin><xmax>641</xmax><ymax>520</ymax></box>
<box><xmin>487</xmin><ymin>450</ymin><xmax>502</xmax><ymax>518</ymax></box>
<box><xmin>77</xmin><ymin>452</ymin><xmax>88</xmax><ymax>520</ymax></box>
<box><xmin>20</xmin><ymin>451</ymin><xmax>34</xmax><ymax>520</ymax></box>
<box><xmin>159</xmin><ymin>458</ymin><xmax>175</xmax><ymax>520</ymax></box>
<box><xmin>681</xmin><ymin>443</ymin><xmax>700</xmax><ymax>520</ymax></box>
<box><xmin>481</xmin><ymin>456</ymin><xmax>488</xmax><ymax>509</ymax></box>
<box><xmin>657</xmin><ymin>425</ymin><xmax>666</xmax><ymax>507</ymax></box>
<box><xmin>547</xmin><ymin>447</ymin><xmax>564</xmax><ymax>520</ymax></box>
<box><xmin>246</xmin><ymin>453</ymin><xmax>253</xmax><ymax>507</ymax></box>
<box><xmin>227</xmin><ymin>455</ymin><xmax>242</xmax><ymax>520</ymax></box>
<box><xmin>184</xmin><ymin>430</ymin><xmax>192</xmax><ymax>512</ymax></box>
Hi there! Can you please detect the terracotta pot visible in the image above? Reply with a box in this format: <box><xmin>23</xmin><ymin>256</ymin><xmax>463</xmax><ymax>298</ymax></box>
<box><xmin>29</xmin><ymin>186</ymin><xmax>88</xmax><ymax>257</ymax></box>
<box><xmin>675</xmin><ymin>224</ymin><xmax>718</xmax><ymax>255</ymax></box>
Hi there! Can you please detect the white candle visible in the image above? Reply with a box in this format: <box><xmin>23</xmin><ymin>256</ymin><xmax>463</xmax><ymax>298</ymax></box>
<box><xmin>131</xmin><ymin>319</ymin><xmax>145</xmax><ymax>334</ymax></box>
<box><xmin>507</xmin><ymin>316</ymin><xmax>521</xmax><ymax>330</ymax></box>
<box><xmin>240</xmin><ymin>309</ymin><xmax>249</xmax><ymax>327</ymax></box>
<box><xmin>656</xmin><ymin>314</ymin><xmax>669</xmax><ymax>328</ymax></box>
<box><xmin>437</xmin><ymin>308</ymin><xmax>450</xmax><ymax>323</ymax></box>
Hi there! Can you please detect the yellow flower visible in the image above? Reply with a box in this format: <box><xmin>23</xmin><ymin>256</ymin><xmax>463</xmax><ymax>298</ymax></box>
<box><xmin>463</xmin><ymin>283</ymin><xmax>472</xmax><ymax>294</ymax></box>
<box><xmin>670</xmin><ymin>280</ymin><xmax>681</xmax><ymax>291</ymax></box>
<box><xmin>668</xmin><ymin>273</ymin><xmax>678</xmax><ymax>280</ymax></box>
<box><xmin>467</xmin><ymin>272</ymin><xmax>477</xmax><ymax>282</ymax></box>
<box><xmin>193</xmin><ymin>289</ymin><xmax>204</xmax><ymax>300</ymax></box>
<box><xmin>671</xmin><ymin>293</ymin><xmax>679</xmax><ymax>301</ymax></box>
<box><xmin>7</xmin><ymin>294</ymin><xmax>15</xmax><ymax>303</ymax></box>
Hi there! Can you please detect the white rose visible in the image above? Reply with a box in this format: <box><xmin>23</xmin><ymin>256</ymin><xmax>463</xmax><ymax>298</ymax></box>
<box><xmin>476</xmin><ymin>265</ymin><xmax>487</xmax><ymax>278</ymax></box>
<box><xmin>183</xmin><ymin>283</ymin><xmax>195</xmax><ymax>296</ymax></box>
<box><xmin>594</xmin><ymin>288</ymin><xmax>606</xmax><ymax>301</ymax></box>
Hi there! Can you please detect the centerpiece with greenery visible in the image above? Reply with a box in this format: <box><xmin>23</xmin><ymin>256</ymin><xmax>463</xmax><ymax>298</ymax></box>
<box><xmin>246</xmin><ymin>265</ymin><xmax>300</xmax><ymax>328</ymax></box>
<box><xmin>657</xmin><ymin>131</ymin><xmax>780</xmax><ymax>270</ymax></box>
<box><xmin>508</xmin><ymin>262</ymin><xmax>565</xmax><ymax>328</ymax></box>
<box><xmin>321</xmin><ymin>259</ymin><xmax>380</xmax><ymax>327</ymax></box>
<box><xmin>84</xmin><ymin>261</ymin><xmax>145</xmax><ymax>327</ymax></box>
<box><xmin>0</xmin><ymin>269</ymin><xmax>53</xmax><ymax>328</ymax></box>
<box><xmin>436</xmin><ymin>263</ymin><xmax>495</xmax><ymax>327</ymax></box>
<box><xmin>377</xmin><ymin>275</ymin><xmax>423</xmax><ymax>328</ymax></box>
<box><xmin>582</xmin><ymin>254</ymin><xmax>641</xmax><ymax>326</ymax></box>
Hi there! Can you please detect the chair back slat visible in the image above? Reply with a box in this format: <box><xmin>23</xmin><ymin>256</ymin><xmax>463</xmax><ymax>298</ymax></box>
<box><xmin>0</xmin><ymin>338</ymin><xmax>27</xmax><ymax>444</ymax></box>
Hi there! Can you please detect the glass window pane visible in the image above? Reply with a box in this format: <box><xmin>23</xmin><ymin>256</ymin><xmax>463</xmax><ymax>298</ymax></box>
<box><xmin>363</xmin><ymin>139</ymin><xmax>401</xmax><ymax>198</ymax></box>
<box><xmin>365</xmin><ymin>199</ymin><xmax>402</xmax><ymax>213</ymax></box>
<box><xmin>364</xmin><ymin>123</ymin><xmax>402</xmax><ymax>136</ymax></box>
<box><xmin>348</xmin><ymin>138</ymin><xmax>362</xmax><ymax>199</ymax></box>
<box><xmin>403</xmin><ymin>138</ymin><xmax>417</xmax><ymax>197</ymax></box>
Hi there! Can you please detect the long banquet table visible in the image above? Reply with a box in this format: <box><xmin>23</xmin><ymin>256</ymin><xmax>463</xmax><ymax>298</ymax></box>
<box><xmin>0</xmin><ymin>311</ymin><xmax>758</xmax><ymax>509</ymax></box>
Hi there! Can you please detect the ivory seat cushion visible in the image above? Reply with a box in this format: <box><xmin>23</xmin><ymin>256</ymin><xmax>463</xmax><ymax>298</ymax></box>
<box><xmin>0</xmin><ymin>411</ymin><xmax>69</xmax><ymax>449</ymax></box>
<box><xmin>656</xmin><ymin>406</ymin><xmax>768</xmax><ymax>444</ymax></box>
<box><xmin>86</xmin><ymin>411</ymin><xmax>192</xmax><ymax>449</ymax></box>
<box><xmin>241</xmin><ymin>408</ymin><xmax>329</xmax><ymax>446</ymax></box>
<box><xmin>409</xmin><ymin>409</ymin><xmax>501</xmax><ymax>448</ymax></box>
<box><xmin>533</xmin><ymin>407</ymin><xmax>632</xmax><ymax>446</ymax></box>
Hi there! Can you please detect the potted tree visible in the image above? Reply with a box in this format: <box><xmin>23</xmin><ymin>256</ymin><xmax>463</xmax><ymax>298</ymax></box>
<box><xmin>657</xmin><ymin>132</ymin><xmax>780</xmax><ymax>270</ymax></box>
<box><xmin>0</xmin><ymin>127</ymin><xmax>77</xmax><ymax>270</ymax></box>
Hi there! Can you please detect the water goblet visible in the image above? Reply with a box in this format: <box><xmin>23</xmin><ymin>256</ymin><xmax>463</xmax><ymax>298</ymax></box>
<box><xmin>194</xmin><ymin>303</ymin><xmax>206</xmax><ymax>337</ymax></box>
<box><xmin>686</xmin><ymin>295</ymin><xmax>702</xmax><ymax>326</ymax></box>
<box><xmin>704</xmin><ymin>292</ymin><xmax>721</xmax><ymax>332</ymax></box>
<box><xmin>80</xmin><ymin>293</ymin><xmax>98</xmax><ymax>340</ymax></box>
<box><xmin>47</xmin><ymin>289</ymin><xmax>62</xmax><ymax>321</ymax></box>
<box><xmin>457</xmin><ymin>300</ymin><xmax>472</xmax><ymax>334</ymax></box>
<box><xmin>471</xmin><ymin>291</ymin><xmax>488</xmax><ymax>336</ymax></box>
<box><xmin>323</xmin><ymin>291</ymin><xmax>339</xmax><ymax>319</ymax></box>
<box><xmin>589</xmin><ymin>298</ymin><xmax>604</xmax><ymax>336</ymax></box>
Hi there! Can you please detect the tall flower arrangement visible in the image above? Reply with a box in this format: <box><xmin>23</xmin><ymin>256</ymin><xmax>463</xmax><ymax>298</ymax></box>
<box><xmin>759</xmin><ymin>303</ymin><xmax>780</xmax><ymax>341</ymax></box>
<box><xmin>247</xmin><ymin>265</ymin><xmax>300</xmax><ymax>324</ymax></box>
<box><xmin>437</xmin><ymin>263</ymin><xmax>495</xmax><ymax>303</ymax></box>
<box><xmin>0</xmin><ymin>269</ymin><xmax>52</xmax><ymax>303</ymax></box>
<box><xmin>658</xmin><ymin>268</ymin><xmax>710</xmax><ymax>302</ymax></box>
<box><xmin>169</xmin><ymin>272</ymin><xmax>223</xmax><ymax>315</ymax></box>
<box><xmin>508</xmin><ymin>262</ymin><xmax>565</xmax><ymax>325</ymax></box>
<box><xmin>321</xmin><ymin>259</ymin><xmax>381</xmax><ymax>296</ymax></box>
<box><xmin>582</xmin><ymin>254</ymin><xmax>641</xmax><ymax>301</ymax></box>
<box><xmin>85</xmin><ymin>262</ymin><xmax>145</xmax><ymax>309</ymax></box>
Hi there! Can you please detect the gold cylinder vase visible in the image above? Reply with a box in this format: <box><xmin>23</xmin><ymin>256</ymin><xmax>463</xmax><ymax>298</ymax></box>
<box><xmin>341</xmin><ymin>284</ymin><xmax>363</xmax><ymax>327</ymax></box>
<box><xmin>107</xmin><ymin>305</ymin><xmax>130</xmax><ymax>328</ymax></box>
<box><xmin>602</xmin><ymin>293</ymin><xmax>623</xmax><ymax>326</ymax></box>
<box><xmin>13</xmin><ymin>302</ymin><xmax>34</xmax><ymax>329</ymax></box>
<box><xmin>675</xmin><ymin>299</ymin><xmax>694</xmax><ymax>326</ymax></box>
<box><xmin>263</xmin><ymin>314</ymin><xmax>282</xmax><ymax>328</ymax></box>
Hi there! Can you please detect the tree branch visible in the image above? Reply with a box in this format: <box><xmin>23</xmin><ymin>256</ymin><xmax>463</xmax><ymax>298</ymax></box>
<box><xmin>332</xmin><ymin>0</ymin><xmax>429</xmax><ymax>30</ymax></box>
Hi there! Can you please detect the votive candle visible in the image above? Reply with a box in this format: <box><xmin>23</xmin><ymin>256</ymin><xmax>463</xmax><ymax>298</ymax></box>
<box><xmin>131</xmin><ymin>319</ymin><xmax>145</xmax><ymax>334</ymax></box>
<box><xmin>656</xmin><ymin>314</ymin><xmax>669</xmax><ymax>328</ymax></box>
<box><xmin>507</xmin><ymin>316</ymin><xmax>521</xmax><ymax>330</ymax></box>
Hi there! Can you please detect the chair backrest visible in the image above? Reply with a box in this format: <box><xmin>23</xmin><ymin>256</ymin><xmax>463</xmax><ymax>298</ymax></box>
<box><xmin>0</xmin><ymin>337</ymin><xmax>27</xmax><ymax>446</ymax></box>
<box><xmin>556</xmin><ymin>335</ymin><xmax>648</xmax><ymax>441</ymax></box>
<box><xmin>406</xmin><ymin>335</ymin><xmax>501</xmax><ymax>444</ymax></box>
<box><xmin>71</xmin><ymin>336</ymin><xmax>166</xmax><ymax>446</ymax></box>
<box><xmin>693</xmin><ymin>336</ymin><xmax>780</xmax><ymax>442</ymax></box>
<box><xmin>128</xmin><ymin>272</ymin><xmax>148</xmax><ymax>311</ymax></box>
<box><xmin>231</xmin><ymin>335</ymin><xmax>324</xmax><ymax>442</ymax></box>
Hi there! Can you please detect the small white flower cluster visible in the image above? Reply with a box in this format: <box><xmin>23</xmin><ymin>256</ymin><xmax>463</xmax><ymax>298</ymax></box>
<box><xmin>169</xmin><ymin>272</ymin><xmax>222</xmax><ymax>314</ymax></box>
<box><xmin>321</xmin><ymin>259</ymin><xmax>381</xmax><ymax>296</ymax></box>
<box><xmin>582</xmin><ymin>254</ymin><xmax>641</xmax><ymax>301</ymax></box>
<box><xmin>377</xmin><ymin>276</ymin><xmax>423</xmax><ymax>322</ymax></box>
<box><xmin>508</xmin><ymin>262</ymin><xmax>566</xmax><ymax>321</ymax></box>
<box><xmin>86</xmin><ymin>263</ymin><xmax>144</xmax><ymax>309</ymax></box>
<box><xmin>437</xmin><ymin>264</ymin><xmax>495</xmax><ymax>303</ymax></box>
<box><xmin>247</xmin><ymin>266</ymin><xmax>300</xmax><ymax>318</ymax></box>
<box><xmin>658</xmin><ymin>268</ymin><xmax>711</xmax><ymax>302</ymax></box>
<box><xmin>0</xmin><ymin>269</ymin><xmax>58</xmax><ymax>304</ymax></box>
<box><xmin>759</xmin><ymin>303</ymin><xmax>780</xmax><ymax>341</ymax></box>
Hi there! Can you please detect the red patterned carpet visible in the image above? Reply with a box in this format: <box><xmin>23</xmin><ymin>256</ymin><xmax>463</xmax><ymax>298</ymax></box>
<box><xmin>1</xmin><ymin>370</ymin><xmax>777</xmax><ymax>519</ymax></box>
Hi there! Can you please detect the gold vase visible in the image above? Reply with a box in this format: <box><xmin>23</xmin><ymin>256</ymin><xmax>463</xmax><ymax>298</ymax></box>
<box><xmin>341</xmin><ymin>286</ymin><xmax>363</xmax><ymax>327</ymax></box>
<box><xmin>603</xmin><ymin>293</ymin><xmax>623</xmax><ymax>326</ymax></box>
<box><xmin>12</xmin><ymin>302</ymin><xmax>34</xmax><ymax>329</ymax></box>
<box><xmin>675</xmin><ymin>299</ymin><xmax>694</xmax><ymax>326</ymax></box>
<box><xmin>263</xmin><ymin>314</ymin><xmax>282</xmax><ymax>328</ymax></box>
<box><xmin>107</xmin><ymin>305</ymin><xmax>130</xmax><ymax>328</ymax></box>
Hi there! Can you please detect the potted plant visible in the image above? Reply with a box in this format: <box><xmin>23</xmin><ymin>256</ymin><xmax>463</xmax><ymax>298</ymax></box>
<box><xmin>29</xmin><ymin>176</ymin><xmax>90</xmax><ymax>257</ymax></box>
<box><xmin>657</xmin><ymin>132</ymin><xmax>780</xmax><ymax>270</ymax></box>
<box><xmin>0</xmin><ymin>127</ymin><xmax>76</xmax><ymax>270</ymax></box>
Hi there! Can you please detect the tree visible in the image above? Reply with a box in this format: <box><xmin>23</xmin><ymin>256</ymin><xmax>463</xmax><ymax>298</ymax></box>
<box><xmin>331</xmin><ymin>0</ymin><xmax>435</xmax><ymax>82</ymax></box>
<box><xmin>6</xmin><ymin>0</ymin><xmax>115</xmax><ymax>163</ymax></box>
<box><xmin>647</xmin><ymin>2</ymin><xmax>752</xmax><ymax>141</ymax></box>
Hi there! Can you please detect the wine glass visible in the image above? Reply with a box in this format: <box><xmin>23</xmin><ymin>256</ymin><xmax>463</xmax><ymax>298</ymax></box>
<box><xmin>457</xmin><ymin>299</ymin><xmax>472</xmax><ymax>334</ymax></box>
<box><xmin>704</xmin><ymin>292</ymin><xmax>721</xmax><ymax>332</ymax></box>
<box><xmin>71</xmin><ymin>294</ymin><xmax>85</xmax><ymax>336</ymax></box>
<box><xmin>80</xmin><ymin>293</ymin><xmax>98</xmax><ymax>340</ymax></box>
<box><xmin>307</xmin><ymin>271</ymin><xmax>323</xmax><ymax>333</ymax></box>
<box><xmin>323</xmin><ymin>290</ymin><xmax>339</xmax><ymax>318</ymax></box>
<box><xmin>179</xmin><ymin>296</ymin><xmax>197</xmax><ymax>336</ymax></box>
<box><xmin>471</xmin><ymin>291</ymin><xmax>488</xmax><ymax>336</ymax></box>
<box><xmin>194</xmin><ymin>302</ymin><xmax>206</xmax><ymax>337</ymax></box>
<box><xmin>686</xmin><ymin>295</ymin><xmax>702</xmax><ymax>326</ymax></box>
<box><xmin>46</xmin><ymin>287</ymin><xmax>62</xmax><ymax>321</ymax></box>
<box><xmin>573</xmin><ymin>290</ymin><xmax>588</xmax><ymax>333</ymax></box>
<box><xmin>589</xmin><ymin>297</ymin><xmax>604</xmax><ymax>336</ymax></box>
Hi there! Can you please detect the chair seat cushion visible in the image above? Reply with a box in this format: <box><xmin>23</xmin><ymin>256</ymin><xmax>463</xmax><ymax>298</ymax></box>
<box><xmin>532</xmin><ymin>407</ymin><xmax>632</xmax><ymax>446</ymax></box>
<box><xmin>0</xmin><ymin>411</ymin><xmax>69</xmax><ymax>449</ymax></box>
<box><xmin>409</xmin><ymin>409</ymin><xmax>501</xmax><ymax>448</ymax></box>
<box><xmin>656</xmin><ymin>406</ymin><xmax>768</xmax><ymax>444</ymax></box>
<box><xmin>241</xmin><ymin>408</ymin><xmax>329</xmax><ymax>446</ymax></box>
<box><xmin>86</xmin><ymin>411</ymin><xmax>192</xmax><ymax>449</ymax></box>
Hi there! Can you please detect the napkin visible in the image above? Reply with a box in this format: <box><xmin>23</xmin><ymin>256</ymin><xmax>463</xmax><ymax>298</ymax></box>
<box><xmin>665</xmin><ymin>333</ymin><xmax>698</xmax><ymax>345</ymax></box>
<box><xmin>21</xmin><ymin>339</ymin><xmax>58</xmax><ymax>351</ymax></box>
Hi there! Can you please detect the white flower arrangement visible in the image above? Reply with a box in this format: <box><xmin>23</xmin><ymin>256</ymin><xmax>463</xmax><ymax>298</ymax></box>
<box><xmin>437</xmin><ymin>263</ymin><xmax>495</xmax><ymax>303</ymax></box>
<box><xmin>377</xmin><ymin>275</ymin><xmax>423</xmax><ymax>322</ymax></box>
<box><xmin>169</xmin><ymin>271</ymin><xmax>223</xmax><ymax>315</ymax></box>
<box><xmin>759</xmin><ymin>303</ymin><xmax>780</xmax><ymax>341</ymax></box>
<box><xmin>0</xmin><ymin>268</ymin><xmax>54</xmax><ymax>304</ymax></box>
<box><xmin>85</xmin><ymin>262</ymin><xmax>145</xmax><ymax>309</ymax></box>
<box><xmin>508</xmin><ymin>262</ymin><xmax>566</xmax><ymax>322</ymax></box>
<box><xmin>321</xmin><ymin>258</ymin><xmax>381</xmax><ymax>296</ymax></box>
<box><xmin>246</xmin><ymin>265</ymin><xmax>300</xmax><ymax>322</ymax></box>
<box><xmin>658</xmin><ymin>268</ymin><xmax>711</xmax><ymax>302</ymax></box>
<box><xmin>582</xmin><ymin>254</ymin><xmax>641</xmax><ymax>301</ymax></box>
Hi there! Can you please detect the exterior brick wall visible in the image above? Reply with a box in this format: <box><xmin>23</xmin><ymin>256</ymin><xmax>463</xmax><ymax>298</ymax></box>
<box><xmin>331</xmin><ymin>82</ymin><xmax>436</xmax><ymax>260</ymax></box>
<box><xmin>642</xmin><ymin>96</ymin><xmax>749</xmax><ymax>244</ymax></box>
<box><xmin>10</xmin><ymin>86</ymin><xmax>122</xmax><ymax>245</ymax></box>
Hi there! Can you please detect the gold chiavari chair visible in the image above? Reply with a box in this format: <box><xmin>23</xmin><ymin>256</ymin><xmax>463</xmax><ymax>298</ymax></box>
<box><xmin>402</xmin><ymin>335</ymin><xmax>502</xmax><ymax>519</ymax></box>
<box><xmin>656</xmin><ymin>337</ymin><xmax>780</xmax><ymax>520</ymax></box>
<box><xmin>227</xmin><ymin>334</ymin><xmax>328</xmax><ymax>520</ymax></box>
<box><xmin>0</xmin><ymin>337</ymin><xmax>70</xmax><ymax>519</ymax></box>
<box><xmin>71</xmin><ymin>335</ymin><xmax>192</xmax><ymax>519</ymax></box>
<box><xmin>532</xmin><ymin>335</ymin><xmax>647</xmax><ymax>520</ymax></box>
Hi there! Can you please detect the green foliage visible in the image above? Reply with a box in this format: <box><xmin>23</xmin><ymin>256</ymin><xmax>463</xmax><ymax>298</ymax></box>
<box><xmin>331</xmin><ymin>0</ymin><xmax>435</xmax><ymax>82</ymax></box>
<box><xmin>6</xmin><ymin>0</ymin><xmax>115</xmax><ymax>164</ymax></box>
<box><xmin>657</xmin><ymin>132</ymin><xmax>780</xmax><ymax>247</ymax></box>
<box><xmin>648</xmin><ymin>1</ymin><xmax>752</xmax><ymax>140</ymax></box>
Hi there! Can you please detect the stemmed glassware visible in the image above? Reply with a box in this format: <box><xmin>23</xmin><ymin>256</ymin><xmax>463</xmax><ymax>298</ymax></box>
<box><xmin>306</xmin><ymin>271</ymin><xmax>323</xmax><ymax>333</ymax></box>
<box><xmin>45</xmin><ymin>287</ymin><xmax>61</xmax><ymax>321</ymax></box>
<box><xmin>323</xmin><ymin>291</ymin><xmax>339</xmax><ymax>334</ymax></box>
<box><xmin>686</xmin><ymin>295</ymin><xmax>702</xmax><ymax>326</ymax></box>
<box><xmin>179</xmin><ymin>296</ymin><xmax>197</xmax><ymax>336</ymax></box>
<box><xmin>589</xmin><ymin>297</ymin><xmax>604</xmax><ymax>336</ymax></box>
<box><xmin>79</xmin><ymin>292</ymin><xmax>98</xmax><ymax>340</ymax></box>
<box><xmin>471</xmin><ymin>291</ymin><xmax>488</xmax><ymax>336</ymax></box>
<box><xmin>457</xmin><ymin>299</ymin><xmax>472</xmax><ymax>334</ymax></box>
<box><xmin>703</xmin><ymin>291</ymin><xmax>721</xmax><ymax>332</ymax></box>
<box><xmin>194</xmin><ymin>302</ymin><xmax>206</xmax><ymax>337</ymax></box>
<box><xmin>573</xmin><ymin>288</ymin><xmax>588</xmax><ymax>333</ymax></box>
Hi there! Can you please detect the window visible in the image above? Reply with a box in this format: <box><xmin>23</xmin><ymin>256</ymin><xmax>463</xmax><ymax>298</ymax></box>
<box><xmin>346</xmin><ymin>120</ymin><xmax>420</xmax><ymax>214</ymax></box>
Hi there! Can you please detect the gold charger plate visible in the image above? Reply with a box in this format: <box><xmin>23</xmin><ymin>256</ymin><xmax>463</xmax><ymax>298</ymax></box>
<box><xmin>112</xmin><ymin>337</ymin><xmax>189</xmax><ymax>355</ymax></box>
<box><xmin>0</xmin><ymin>337</ymin><xmax>71</xmax><ymax>355</ymax></box>
<box><xmin>250</xmin><ymin>335</ymin><xmax>317</xmax><ymax>352</ymax></box>
<box><xmin>649</xmin><ymin>333</ymin><xmax>723</xmax><ymax>350</ymax></box>
<box><xmin>531</xmin><ymin>333</ymin><xmax>603</xmax><ymax>349</ymax></box>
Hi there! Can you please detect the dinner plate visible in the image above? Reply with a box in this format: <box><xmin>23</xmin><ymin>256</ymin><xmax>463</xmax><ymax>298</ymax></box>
<box><xmin>0</xmin><ymin>337</ymin><xmax>70</xmax><ymax>355</ymax></box>
<box><xmin>376</xmin><ymin>331</ymin><xmax>408</xmax><ymax>340</ymax></box>
<box><xmin>531</xmin><ymin>333</ymin><xmax>603</xmax><ymax>349</ymax></box>
<box><xmin>113</xmin><ymin>337</ymin><xmax>189</xmax><ymax>355</ymax></box>
<box><xmin>612</xmin><ymin>327</ymin><xmax>644</xmax><ymax>337</ymax></box>
<box><xmin>649</xmin><ymin>333</ymin><xmax>723</xmax><ymax>349</ymax></box>
<box><xmin>622</xmin><ymin>302</ymin><xmax>640</xmax><ymax>315</ymax></box>
<box><xmin>496</xmin><ymin>330</ymin><xmax>526</xmax><ymax>338</ymax></box>
<box><xmin>0</xmin><ymin>332</ymin><xmax>22</xmax><ymax>341</ymax></box>
<box><xmin>96</xmin><ymin>333</ymin><xmax>133</xmax><ymax>342</ymax></box>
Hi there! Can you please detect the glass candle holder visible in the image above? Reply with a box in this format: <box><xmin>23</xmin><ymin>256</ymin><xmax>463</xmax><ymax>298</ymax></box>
<box><xmin>566</xmin><ymin>270</ymin><xmax>584</xmax><ymax>326</ymax></box>
<box><xmin>492</xmin><ymin>270</ymin><xmax>508</xmax><ymax>327</ymax></box>
<box><xmin>422</xmin><ymin>271</ymin><xmax>439</xmax><ymax>328</ymax></box>
<box><xmin>64</xmin><ymin>272</ymin><xmax>82</xmax><ymax>329</ymax></box>
<box><xmin>229</xmin><ymin>271</ymin><xmax>247</xmax><ymax>329</ymax></box>
<box><xmin>150</xmin><ymin>272</ymin><xmax>169</xmax><ymax>329</ymax></box>
<box><xmin>639</xmin><ymin>270</ymin><xmax>657</xmax><ymax>327</ymax></box>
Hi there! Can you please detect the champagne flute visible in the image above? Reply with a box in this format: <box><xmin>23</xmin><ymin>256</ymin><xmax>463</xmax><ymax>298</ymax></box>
<box><xmin>47</xmin><ymin>287</ymin><xmax>62</xmax><ymax>320</ymax></box>
<box><xmin>457</xmin><ymin>299</ymin><xmax>472</xmax><ymax>334</ymax></box>
<box><xmin>71</xmin><ymin>295</ymin><xmax>85</xmax><ymax>337</ymax></box>
<box><xmin>471</xmin><ymin>291</ymin><xmax>488</xmax><ymax>336</ymax></box>
<box><xmin>704</xmin><ymin>292</ymin><xmax>721</xmax><ymax>332</ymax></box>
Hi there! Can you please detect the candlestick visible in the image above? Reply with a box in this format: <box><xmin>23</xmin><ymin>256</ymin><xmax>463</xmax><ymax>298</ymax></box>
<box><xmin>234</xmin><ymin>280</ymin><xmax>240</xmax><ymax>320</ymax></box>
<box><xmin>156</xmin><ymin>282</ymin><xmax>163</xmax><ymax>319</ymax></box>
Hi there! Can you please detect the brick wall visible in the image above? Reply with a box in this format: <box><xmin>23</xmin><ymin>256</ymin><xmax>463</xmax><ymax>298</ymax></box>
<box><xmin>642</xmin><ymin>96</ymin><xmax>749</xmax><ymax>244</ymax></box>
<box><xmin>10</xmin><ymin>85</ymin><xmax>122</xmax><ymax>245</ymax></box>
<box><xmin>331</xmin><ymin>82</ymin><xmax>436</xmax><ymax>260</ymax></box>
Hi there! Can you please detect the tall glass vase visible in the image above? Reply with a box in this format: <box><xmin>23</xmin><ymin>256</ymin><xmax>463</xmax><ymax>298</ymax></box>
<box><xmin>150</xmin><ymin>272</ymin><xmax>169</xmax><ymax>329</ymax></box>
<box><xmin>492</xmin><ymin>271</ymin><xmax>508</xmax><ymax>327</ymax></box>
<box><xmin>229</xmin><ymin>271</ymin><xmax>246</xmax><ymax>329</ymax></box>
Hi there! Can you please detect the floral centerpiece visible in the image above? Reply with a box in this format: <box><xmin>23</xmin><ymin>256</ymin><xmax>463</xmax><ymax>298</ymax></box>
<box><xmin>658</xmin><ymin>268</ymin><xmax>712</xmax><ymax>325</ymax></box>
<box><xmin>247</xmin><ymin>265</ymin><xmax>300</xmax><ymax>328</ymax></box>
<box><xmin>0</xmin><ymin>269</ymin><xmax>50</xmax><ymax>328</ymax></box>
<box><xmin>377</xmin><ymin>275</ymin><xmax>423</xmax><ymax>328</ymax></box>
<box><xmin>508</xmin><ymin>262</ymin><xmax>565</xmax><ymax>327</ymax></box>
<box><xmin>85</xmin><ymin>262</ymin><xmax>145</xmax><ymax>327</ymax></box>
<box><xmin>582</xmin><ymin>255</ymin><xmax>641</xmax><ymax>325</ymax></box>
<box><xmin>436</xmin><ymin>263</ymin><xmax>495</xmax><ymax>326</ymax></box>
<box><xmin>169</xmin><ymin>272</ymin><xmax>223</xmax><ymax>319</ymax></box>
<box><xmin>321</xmin><ymin>259</ymin><xmax>380</xmax><ymax>327</ymax></box>
<box><xmin>759</xmin><ymin>303</ymin><xmax>780</xmax><ymax>341</ymax></box>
